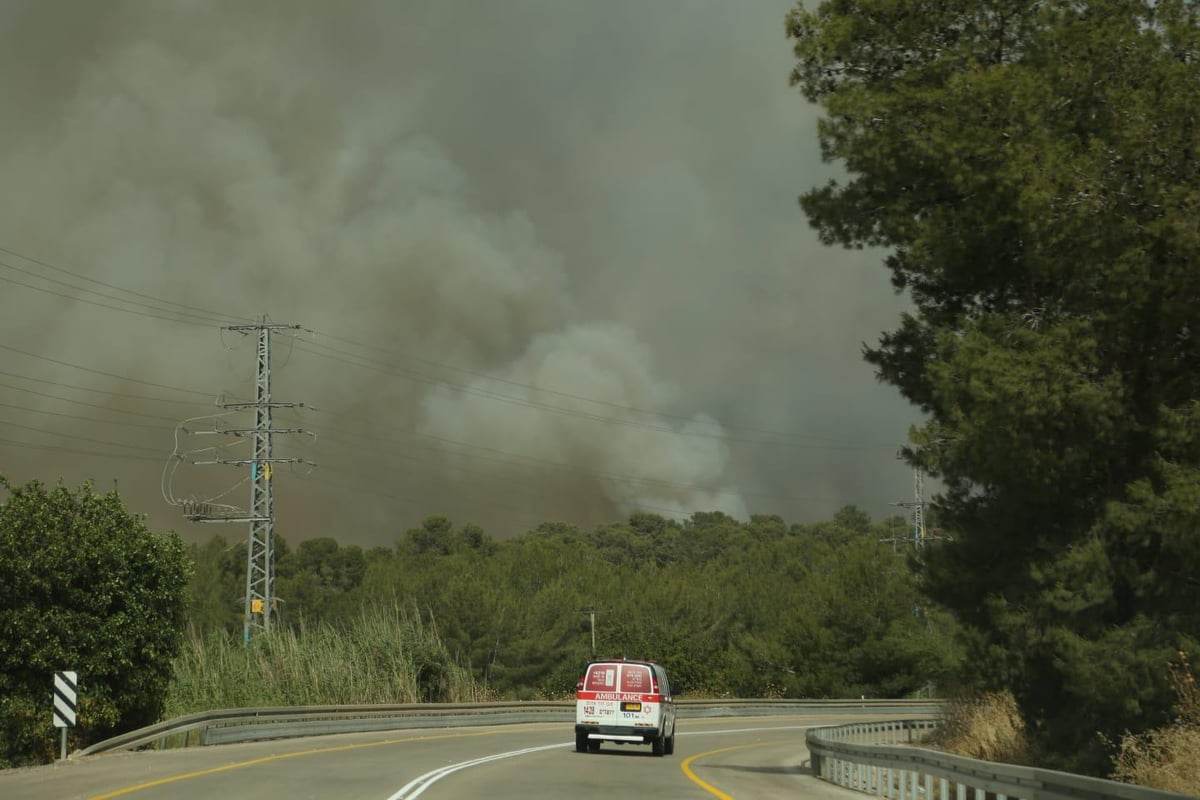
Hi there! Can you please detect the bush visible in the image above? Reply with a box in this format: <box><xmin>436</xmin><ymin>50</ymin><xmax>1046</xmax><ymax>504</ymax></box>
<box><xmin>0</xmin><ymin>478</ymin><xmax>189</xmax><ymax>765</ymax></box>
<box><xmin>1109</xmin><ymin>654</ymin><xmax>1200</xmax><ymax>796</ymax></box>
<box><xmin>929</xmin><ymin>690</ymin><xmax>1034</xmax><ymax>765</ymax></box>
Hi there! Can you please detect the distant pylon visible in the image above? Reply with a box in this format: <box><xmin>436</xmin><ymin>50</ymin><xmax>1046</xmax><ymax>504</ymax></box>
<box><xmin>912</xmin><ymin>469</ymin><xmax>926</xmax><ymax>546</ymax></box>
<box><xmin>887</xmin><ymin>466</ymin><xmax>943</xmax><ymax>550</ymax></box>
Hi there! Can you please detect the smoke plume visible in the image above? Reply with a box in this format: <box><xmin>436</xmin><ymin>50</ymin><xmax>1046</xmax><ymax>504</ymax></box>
<box><xmin>0</xmin><ymin>1</ymin><xmax>917</xmax><ymax>544</ymax></box>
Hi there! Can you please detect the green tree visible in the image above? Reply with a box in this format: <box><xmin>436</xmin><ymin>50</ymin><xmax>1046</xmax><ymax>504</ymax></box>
<box><xmin>788</xmin><ymin>0</ymin><xmax>1200</xmax><ymax>773</ymax></box>
<box><xmin>0</xmin><ymin>477</ymin><xmax>190</xmax><ymax>766</ymax></box>
<box><xmin>401</xmin><ymin>515</ymin><xmax>455</xmax><ymax>557</ymax></box>
<box><xmin>275</xmin><ymin>537</ymin><xmax>366</xmax><ymax>627</ymax></box>
<box><xmin>198</xmin><ymin>508</ymin><xmax>960</xmax><ymax>705</ymax></box>
<box><xmin>185</xmin><ymin>535</ymin><xmax>242</xmax><ymax>633</ymax></box>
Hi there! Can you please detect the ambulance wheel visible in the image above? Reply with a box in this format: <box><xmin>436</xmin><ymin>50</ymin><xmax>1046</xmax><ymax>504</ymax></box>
<box><xmin>664</xmin><ymin>727</ymin><xmax>676</xmax><ymax>756</ymax></box>
<box><xmin>652</xmin><ymin>735</ymin><xmax>665</xmax><ymax>757</ymax></box>
<box><xmin>587</xmin><ymin>740</ymin><xmax>601</xmax><ymax>753</ymax></box>
<box><xmin>576</xmin><ymin>732</ymin><xmax>588</xmax><ymax>752</ymax></box>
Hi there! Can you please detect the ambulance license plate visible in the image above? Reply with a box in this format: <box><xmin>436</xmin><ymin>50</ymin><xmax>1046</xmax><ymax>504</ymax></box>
<box><xmin>621</xmin><ymin>702</ymin><xmax>642</xmax><ymax>712</ymax></box>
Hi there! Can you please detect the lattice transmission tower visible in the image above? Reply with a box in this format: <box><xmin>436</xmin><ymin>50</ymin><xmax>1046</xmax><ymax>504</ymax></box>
<box><xmin>885</xmin><ymin>467</ymin><xmax>945</xmax><ymax>550</ymax></box>
<box><xmin>183</xmin><ymin>318</ymin><xmax>312</xmax><ymax>642</ymax></box>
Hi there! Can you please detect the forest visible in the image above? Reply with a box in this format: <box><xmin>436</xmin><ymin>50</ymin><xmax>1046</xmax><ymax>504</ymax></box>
<box><xmin>185</xmin><ymin>507</ymin><xmax>959</xmax><ymax>701</ymax></box>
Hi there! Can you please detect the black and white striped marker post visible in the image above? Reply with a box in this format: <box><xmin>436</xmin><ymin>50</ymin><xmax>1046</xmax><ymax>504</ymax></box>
<box><xmin>53</xmin><ymin>671</ymin><xmax>77</xmax><ymax>761</ymax></box>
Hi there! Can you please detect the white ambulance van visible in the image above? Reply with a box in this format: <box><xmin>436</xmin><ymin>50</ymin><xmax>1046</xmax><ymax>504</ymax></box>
<box><xmin>574</xmin><ymin>658</ymin><xmax>677</xmax><ymax>756</ymax></box>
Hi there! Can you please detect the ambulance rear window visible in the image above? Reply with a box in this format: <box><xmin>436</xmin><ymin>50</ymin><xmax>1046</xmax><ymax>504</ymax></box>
<box><xmin>584</xmin><ymin>665</ymin><xmax>617</xmax><ymax>691</ymax></box>
<box><xmin>619</xmin><ymin>665</ymin><xmax>652</xmax><ymax>693</ymax></box>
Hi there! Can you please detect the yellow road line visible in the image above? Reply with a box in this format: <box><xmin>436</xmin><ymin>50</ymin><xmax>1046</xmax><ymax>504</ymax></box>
<box><xmin>88</xmin><ymin>729</ymin><xmax>503</xmax><ymax>799</ymax></box>
<box><xmin>680</xmin><ymin>742</ymin><xmax>762</xmax><ymax>800</ymax></box>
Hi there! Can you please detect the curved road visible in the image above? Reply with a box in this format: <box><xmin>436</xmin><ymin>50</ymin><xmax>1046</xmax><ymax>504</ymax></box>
<box><xmin>0</xmin><ymin>713</ymin><xmax>880</xmax><ymax>800</ymax></box>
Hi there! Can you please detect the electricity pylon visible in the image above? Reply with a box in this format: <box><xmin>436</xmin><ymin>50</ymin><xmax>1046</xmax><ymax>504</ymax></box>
<box><xmin>886</xmin><ymin>467</ymin><xmax>944</xmax><ymax>550</ymax></box>
<box><xmin>184</xmin><ymin>318</ymin><xmax>312</xmax><ymax>642</ymax></box>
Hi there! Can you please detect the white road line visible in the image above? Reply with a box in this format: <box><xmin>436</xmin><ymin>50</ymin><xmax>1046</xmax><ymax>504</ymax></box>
<box><xmin>386</xmin><ymin>741</ymin><xmax>571</xmax><ymax>800</ymax></box>
<box><xmin>384</xmin><ymin>724</ymin><xmax>809</xmax><ymax>798</ymax></box>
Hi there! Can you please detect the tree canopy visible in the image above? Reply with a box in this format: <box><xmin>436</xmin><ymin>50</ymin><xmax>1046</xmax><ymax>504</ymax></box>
<box><xmin>788</xmin><ymin>0</ymin><xmax>1200</xmax><ymax>774</ymax></box>
<box><xmin>0</xmin><ymin>477</ymin><xmax>190</xmax><ymax>767</ymax></box>
<box><xmin>186</xmin><ymin>508</ymin><xmax>960</xmax><ymax>702</ymax></box>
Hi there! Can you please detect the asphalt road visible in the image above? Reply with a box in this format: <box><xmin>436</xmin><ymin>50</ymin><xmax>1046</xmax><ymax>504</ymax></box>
<box><xmin>0</xmin><ymin>713</ymin><xmax>880</xmax><ymax>800</ymax></box>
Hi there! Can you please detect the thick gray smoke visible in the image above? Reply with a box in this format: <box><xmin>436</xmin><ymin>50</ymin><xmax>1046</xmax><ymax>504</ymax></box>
<box><xmin>0</xmin><ymin>1</ymin><xmax>919</xmax><ymax>545</ymax></box>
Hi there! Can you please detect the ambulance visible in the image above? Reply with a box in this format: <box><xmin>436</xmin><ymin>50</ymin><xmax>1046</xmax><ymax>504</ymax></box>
<box><xmin>574</xmin><ymin>658</ymin><xmax>677</xmax><ymax>756</ymax></box>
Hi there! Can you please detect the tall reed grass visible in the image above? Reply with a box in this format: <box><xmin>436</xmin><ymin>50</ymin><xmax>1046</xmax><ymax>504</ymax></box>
<box><xmin>164</xmin><ymin>603</ymin><xmax>482</xmax><ymax>719</ymax></box>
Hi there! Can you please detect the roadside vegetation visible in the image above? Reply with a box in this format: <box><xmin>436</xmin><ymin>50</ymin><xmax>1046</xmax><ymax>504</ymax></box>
<box><xmin>1109</xmin><ymin>655</ymin><xmax>1200</xmax><ymax>795</ymax></box>
<box><xmin>5</xmin><ymin>482</ymin><xmax>963</xmax><ymax>767</ymax></box>
<box><xmin>164</xmin><ymin>605</ymin><xmax>481</xmax><ymax>719</ymax></box>
<box><xmin>927</xmin><ymin>690</ymin><xmax>1035</xmax><ymax>766</ymax></box>
<box><xmin>181</xmin><ymin>507</ymin><xmax>959</xmax><ymax>705</ymax></box>
<box><xmin>789</xmin><ymin>0</ymin><xmax>1200</xmax><ymax>781</ymax></box>
<box><xmin>0</xmin><ymin>477</ymin><xmax>189</xmax><ymax>768</ymax></box>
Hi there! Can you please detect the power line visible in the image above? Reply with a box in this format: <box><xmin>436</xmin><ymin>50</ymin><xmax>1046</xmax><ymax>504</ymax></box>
<box><xmin>0</xmin><ymin>400</ymin><xmax>174</xmax><ymax>430</ymax></box>
<box><xmin>0</xmin><ymin>382</ymin><xmax>189</xmax><ymax>423</ymax></box>
<box><xmin>0</xmin><ymin>258</ymin><xmax>241</xmax><ymax>327</ymax></box>
<box><xmin>0</xmin><ymin>245</ymin><xmax>250</xmax><ymax>325</ymax></box>
<box><xmin>0</xmin><ymin>437</ymin><xmax>165</xmax><ymax>463</ymax></box>
<box><xmin>0</xmin><ymin>242</ymin><xmax>910</xmax><ymax>526</ymax></box>
<box><xmin>0</xmin><ymin>339</ymin><xmax>808</xmax><ymax>511</ymax></box>
<box><xmin>0</xmin><ymin>417</ymin><xmax>165</xmax><ymax>455</ymax></box>
<box><xmin>0</xmin><ymin>343</ymin><xmax>212</xmax><ymax>397</ymax></box>
<box><xmin>0</xmin><ymin>369</ymin><xmax>214</xmax><ymax>407</ymax></box>
<box><xmin>0</xmin><ymin>272</ymin><xmax>227</xmax><ymax>328</ymax></box>
<box><xmin>0</xmin><ymin>241</ymin><xmax>898</xmax><ymax>452</ymax></box>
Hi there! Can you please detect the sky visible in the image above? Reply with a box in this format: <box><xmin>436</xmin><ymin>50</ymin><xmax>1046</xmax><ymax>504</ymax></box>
<box><xmin>0</xmin><ymin>0</ymin><xmax>925</xmax><ymax>548</ymax></box>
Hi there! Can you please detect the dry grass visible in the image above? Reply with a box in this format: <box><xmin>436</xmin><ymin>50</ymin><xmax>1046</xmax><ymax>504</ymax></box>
<box><xmin>926</xmin><ymin>659</ymin><xmax>1200</xmax><ymax>797</ymax></box>
<box><xmin>1109</xmin><ymin>654</ymin><xmax>1200</xmax><ymax>797</ymax></box>
<box><xmin>927</xmin><ymin>689</ymin><xmax>1034</xmax><ymax>765</ymax></box>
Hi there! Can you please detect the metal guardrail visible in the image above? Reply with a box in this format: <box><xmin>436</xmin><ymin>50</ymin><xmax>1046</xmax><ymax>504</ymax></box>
<box><xmin>71</xmin><ymin>700</ymin><xmax>1192</xmax><ymax>798</ymax></box>
<box><xmin>806</xmin><ymin>718</ymin><xmax>1193</xmax><ymax>800</ymax></box>
<box><xmin>75</xmin><ymin>697</ymin><xmax>939</xmax><ymax>756</ymax></box>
